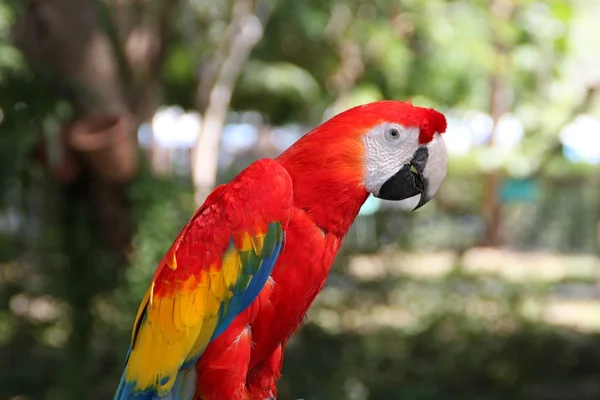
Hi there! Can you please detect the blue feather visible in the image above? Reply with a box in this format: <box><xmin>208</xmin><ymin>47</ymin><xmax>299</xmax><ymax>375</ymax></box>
<box><xmin>211</xmin><ymin>226</ymin><xmax>284</xmax><ymax>339</ymax></box>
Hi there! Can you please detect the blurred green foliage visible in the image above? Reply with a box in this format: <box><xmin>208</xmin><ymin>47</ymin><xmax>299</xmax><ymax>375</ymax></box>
<box><xmin>1</xmin><ymin>0</ymin><xmax>599</xmax><ymax>399</ymax></box>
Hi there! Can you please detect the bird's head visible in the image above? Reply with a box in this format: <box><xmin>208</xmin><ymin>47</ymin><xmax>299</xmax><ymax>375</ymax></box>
<box><xmin>355</xmin><ymin>101</ymin><xmax>448</xmax><ymax>209</ymax></box>
<box><xmin>278</xmin><ymin>100</ymin><xmax>448</xmax><ymax>211</ymax></box>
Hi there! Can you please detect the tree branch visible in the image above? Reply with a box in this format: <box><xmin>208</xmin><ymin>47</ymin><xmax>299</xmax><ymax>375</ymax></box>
<box><xmin>128</xmin><ymin>0</ymin><xmax>180</xmax><ymax>117</ymax></box>
<box><xmin>191</xmin><ymin>0</ymin><xmax>275</xmax><ymax>206</ymax></box>
<box><xmin>481</xmin><ymin>0</ymin><xmax>515</xmax><ymax>247</ymax></box>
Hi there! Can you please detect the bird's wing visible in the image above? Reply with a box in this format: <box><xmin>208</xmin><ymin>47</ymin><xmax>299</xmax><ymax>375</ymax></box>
<box><xmin>115</xmin><ymin>159</ymin><xmax>293</xmax><ymax>399</ymax></box>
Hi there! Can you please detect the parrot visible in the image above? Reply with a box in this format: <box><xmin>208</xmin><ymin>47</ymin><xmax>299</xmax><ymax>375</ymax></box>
<box><xmin>114</xmin><ymin>100</ymin><xmax>448</xmax><ymax>400</ymax></box>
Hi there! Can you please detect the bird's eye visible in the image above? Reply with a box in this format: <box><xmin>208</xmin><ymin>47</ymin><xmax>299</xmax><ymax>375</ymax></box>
<box><xmin>385</xmin><ymin>128</ymin><xmax>401</xmax><ymax>141</ymax></box>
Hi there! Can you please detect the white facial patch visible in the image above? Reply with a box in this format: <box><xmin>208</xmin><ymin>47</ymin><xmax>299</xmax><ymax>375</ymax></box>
<box><xmin>362</xmin><ymin>123</ymin><xmax>421</xmax><ymax>195</ymax></box>
<box><xmin>421</xmin><ymin>132</ymin><xmax>448</xmax><ymax>199</ymax></box>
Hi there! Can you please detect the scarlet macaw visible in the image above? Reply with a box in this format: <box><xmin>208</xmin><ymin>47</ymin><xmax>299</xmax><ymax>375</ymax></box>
<box><xmin>115</xmin><ymin>100</ymin><xmax>448</xmax><ymax>400</ymax></box>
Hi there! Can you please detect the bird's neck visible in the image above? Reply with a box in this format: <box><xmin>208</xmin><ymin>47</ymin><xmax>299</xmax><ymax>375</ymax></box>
<box><xmin>293</xmin><ymin>178</ymin><xmax>369</xmax><ymax>238</ymax></box>
<box><xmin>276</xmin><ymin>139</ymin><xmax>368</xmax><ymax>238</ymax></box>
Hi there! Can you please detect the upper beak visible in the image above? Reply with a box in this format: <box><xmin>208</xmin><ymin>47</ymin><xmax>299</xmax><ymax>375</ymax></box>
<box><xmin>375</xmin><ymin>133</ymin><xmax>448</xmax><ymax>210</ymax></box>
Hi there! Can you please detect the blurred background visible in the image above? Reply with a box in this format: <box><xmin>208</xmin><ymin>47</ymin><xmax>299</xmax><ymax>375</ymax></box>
<box><xmin>0</xmin><ymin>0</ymin><xmax>599</xmax><ymax>399</ymax></box>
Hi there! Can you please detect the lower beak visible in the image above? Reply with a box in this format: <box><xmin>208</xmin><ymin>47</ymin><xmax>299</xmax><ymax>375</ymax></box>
<box><xmin>374</xmin><ymin>133</ymin><xmax>448</xmax><ymax>210</ymax></box>
<box><xmin>375</xmin><ymin>148</ymin><xmax>428</xmax><ymax>207</ymax></box>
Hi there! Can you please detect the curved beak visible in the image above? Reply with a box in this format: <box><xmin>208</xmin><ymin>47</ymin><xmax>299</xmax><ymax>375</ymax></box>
<box><xmin>375</xmin><ymin>133</ymin><xmax>448</xmax><ymax>210</ymax></box>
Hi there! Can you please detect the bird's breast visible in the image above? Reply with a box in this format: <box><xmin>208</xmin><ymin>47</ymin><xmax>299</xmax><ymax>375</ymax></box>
<box><xmin>248</xmin><ymin>209</ymin><xmax>342</xmax><ymax>367</ymax></box>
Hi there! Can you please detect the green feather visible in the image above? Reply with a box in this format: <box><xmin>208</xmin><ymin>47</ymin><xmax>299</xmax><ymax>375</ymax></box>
<box><xmin>262</xmin><ymin>222</ymin><xmax>280</xmax><ymax>258</ymax></box>
<box><xmin>234</xmin><ymin>273</ymin><xmax>253</xmax><ymax>294</ymax></box>
<box><xmin>239</xmin><ymin>249</ymin><xmax>262</xmax><ymax>275</ymax></box>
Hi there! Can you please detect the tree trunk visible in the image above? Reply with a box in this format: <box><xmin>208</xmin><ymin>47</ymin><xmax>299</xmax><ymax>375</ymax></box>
<box><xmin>191</xmin><ymin>0</ymin><xmax>273</xmax><ymax>206</ymax></box>
<box><xmin>482</xmin><ymin>0</ymin><xmax>515</xmax><ymax>247</ymax></box>
<box><xmin>13</xmin><ymin>0</ymin><xmax>177</xmax><ymax>397</ymax></box>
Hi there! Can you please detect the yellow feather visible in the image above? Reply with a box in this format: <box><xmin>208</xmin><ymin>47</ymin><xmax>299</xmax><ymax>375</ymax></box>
<box><xmin>222</xmin><ymin>248</ymin><xmax>241</xmax><ymax>290</ymax></box>
<box><xmin>153</xmin><ymin>333</ymin><xmax>170</xmax><ymax>387</ymax></box>
<box><xmin>191</xmin><ymin>316</ymin><xmax>218</xmax><ymax>357</ymax></box>
<box><xmin>205</xmin><ymin>292</ymin><xmax>222</xmax><ymax>316</ymax></box>
<box><xmin>159</xmin><ymin>296</ymin><xmax>186</xmax><ymax>341</ymax></box>
<box><xmin>182</xmin><ymin>324</ymin><xmax>205</xmax><ymax>364</ymax></box>
<box><xmin>156</xmin><ymin>341</ymin><xmax>187</xmax><ymax>395</ymax></box>
<box><xmin>239</xmin><ymin>231</ymin><xmax>253</xmax><ymax>251</ymax></box>
<box><xmin>126</xmin><ymin>322</ymin><xmax>156</xmax><ymax>389</ymax></box>
<box><xmin>184</xmin><ymin>320</ymin><xmax>205</xmax><ymax>362</ymax></box>
<box><xmin>124</xmin><ymin>332</ymin><xmax>141</xmax><ymax>382</ymax></box>
<box><xmin>150</xmin><ymin>283</ymin><xmax>155</xmax><ymax>308</ymax></box>
<box><xmin>192</xmin><ymin>285</ymin><xmax>209</xmax><ymax>315</ymax></box>
<box><xmin>172</xmin><ymin>293</ymin><xmax>186</xmax><ymax>333</ymax></box>
<box><xmin>208</xmin><ymin>266</ymin><xmax>230</xmax><ymax>301</ymax></box>
<box><xmin>147</xmin><ymin>299</ymin><xmax>161</xmax><ymax>332</ymax></box>
<box><xmin>251</xmin><ymin>233</ymin><xmax>265</xmax><ymax>256</ymax></box>
<box><xmin>180</xmin><ymin>291</ymin><xmax>203</xmax><ymax>327</ymax></box>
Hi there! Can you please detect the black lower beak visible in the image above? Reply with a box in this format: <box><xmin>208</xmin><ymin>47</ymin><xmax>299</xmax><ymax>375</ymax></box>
<box><xmin>375</xmin><ymin>147</ymin><xmax>431</xmax><ymax>210</ymax></box>
<box><xmin>376</xmin><ymin>164</ymin><xmax>424</xmax><ymax>201</ymax></box>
